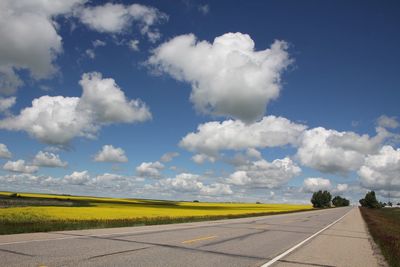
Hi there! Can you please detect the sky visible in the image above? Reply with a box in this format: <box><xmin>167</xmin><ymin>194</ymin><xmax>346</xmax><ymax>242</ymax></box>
<box><xmin>0</xmin><ymin>0</ymin><xmax>399</xmax><ymax>204</ymax></box>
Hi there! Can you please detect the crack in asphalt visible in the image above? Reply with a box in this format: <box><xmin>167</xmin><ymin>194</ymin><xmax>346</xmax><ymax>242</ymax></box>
<box><xmin>85</xmin><ymin>235</ymin><xmax>268</xmax><ymax>261</ymax></box>
<box><xmin>278</xmin><ymin>259</ymin><xmax>336</xmax><ymax>267</ymax></box>
<box><xmin>87</xmin><ymin>246</ymin><xmax>153</xmax><ymax>260</ymax></box>
<box><xmin>0</xmin><ymin>248</ymin><xmax>34</xmax><ymax>257</ymax></box>
<box><xmin>198</xmin><ymin>229</ymin><xmax>269</xmax><ymax>247</ymax></box>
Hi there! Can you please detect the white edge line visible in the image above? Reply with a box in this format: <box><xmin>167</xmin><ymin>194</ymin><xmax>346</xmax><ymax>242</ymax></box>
<box><xmin>260</xmin><ymin>207</ymin><xmax>354</xmax><ymax>267</ymax></box>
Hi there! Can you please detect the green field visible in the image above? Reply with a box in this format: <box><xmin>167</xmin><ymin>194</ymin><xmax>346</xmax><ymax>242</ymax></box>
<box><xmin>0</xmin><ymin>191</ymin><xmax>312</xmax><ymax>235</ymax></box>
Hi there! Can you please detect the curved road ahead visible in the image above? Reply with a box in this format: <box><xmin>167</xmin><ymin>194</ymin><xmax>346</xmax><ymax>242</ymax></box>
<box><xmin>0</xmin><ymin>207</ymin><xmax>353</xmax><ymax>267</ymax></box>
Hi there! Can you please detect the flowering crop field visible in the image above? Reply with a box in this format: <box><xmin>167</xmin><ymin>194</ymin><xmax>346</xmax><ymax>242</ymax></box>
<box><xmin>0</xmin><ymin>191</ymin><xmax>312</xmax><ymax>234</ymax></box>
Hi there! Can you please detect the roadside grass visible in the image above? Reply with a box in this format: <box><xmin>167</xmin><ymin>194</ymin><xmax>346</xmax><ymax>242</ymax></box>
<box><xmin>0</xmin><ymin>191</ymin><xmax>312</xmax><ymax>235</ymax></box>
<box><xmin>359</xmin><ymin>207</ymin><xmax>400</xmax><ymax>267</ymax></box>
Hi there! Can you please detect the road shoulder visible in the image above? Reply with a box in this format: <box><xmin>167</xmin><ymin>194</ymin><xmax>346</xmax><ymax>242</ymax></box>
<box><xmin>274</xmin><ymin>207</ymin><xmax>386</xmax><ymax>267</ymax></box>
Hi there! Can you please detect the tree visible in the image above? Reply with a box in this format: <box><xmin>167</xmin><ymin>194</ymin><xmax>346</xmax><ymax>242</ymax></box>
<box><xmin>311</xmin><ymin>190</ymin><xmax>332</xmax><ymax>208</ymax></box>
<box><xmin>332</xmin><ymin>196</ymin><xmax>350</xmax><ymax>207</ymax></box>
<box><xmin>359</xmin><ymin>191</ymin><xmax>381</xmax><ymax>208</ymax></box>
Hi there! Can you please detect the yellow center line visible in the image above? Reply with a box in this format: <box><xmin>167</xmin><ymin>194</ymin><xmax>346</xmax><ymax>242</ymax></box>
<box><xmin>181</xmin><ymin>235</ymin><xmax>218</xmax><ymax>244</ymax></box>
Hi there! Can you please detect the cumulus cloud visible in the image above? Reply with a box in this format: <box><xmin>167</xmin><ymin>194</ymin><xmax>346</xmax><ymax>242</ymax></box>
<box><xmin>76</xmin><ymin>3</ymin><xmax>168</xmax><ymax>42</ymax></box>
<box><xmin>0</xmin><ymin>0</ymin><xmax>85</xmax><ymax>94</ymax></box>
<box><xmin>192</xmin><ymin>153</ymin><xmax>217</xmax><ymax>164</ymax></box>
<box><xmin>156</xmin><ymin>173</ymin><xmax>232</xmax><ymax>196</ymax></box>
<box><xmin>160</xmin><ymin>152</ymin><xmax>179</xmax><ymax>163</ymax></box>
<box><xmin>129</xmin><ymin>39</ymin><xmax>140</xmax><ymax>51</ymax></box>
<box><xmin>336</xmin><ymin>183</ymin><xmax>349</xmax><ymax>192</ymax></box>
<box><xmin>94</xmin><ymin>145</ymin><xmax>128</xmax><ymax>163</ymax></box>
<box><xmin>358</xmin><ymin>145</ymin><xmax>400</xmax><ymax>191</ymax></box>
<box><xmin>0</xmin><ymin>97</ymin><xmax>16</xmax><ymax>112</ymax></box>
<box><xmin>296</xmin><ymin>127</ymin><xmax>389</xmax><ymax>174</ymax></box>
<box><xmin>63</xmin><ymin>170</ymin><xmax>90</xmax><ymax>185</ymax></box>
<box><xmin>78</xmin><ymin>72</ymin><xmax>151</xmax><ymax>124</ymax></box>
<box><xmin>33</xmin><ymin>151</ymin><xmax>68</xmax><ymax>168</ymax></box>
<box><xmin>0</xmin><ymin>72</ymin><xmax>151</xmax><ymax>145</ymax></box>
<box><xmin>377</xmin><ymin>115</ymin><xmax>399</xmax><ymax>129</ymax></box>
<box><xmin>227</xmin><ymin>157</ymin><xmax>301</xmax><ymax>189</ymax></box>
<box><xmin>148</xmin><ymin>33</ymin><xmax>291</xmax><ymax>122</ymax></box>
<box><xmin>246</xmin><ymin>148</ymin><xmax>262</xmax><ymax>159</ymax></box>
<box><xmin>0</xmin><ymin>143</ymin><xmax>12</xmax><ymax>158</ymax></box>
<box><xmin>302</xmin><ymin>177</ymin><xmax>332</xmax><ymax>193</ymax></box>
<box><xmin>180</xmin><ymin>116</ymin><xmax>306</xmax><ymax>156</ymax></box>
<box><xmin>3</xmin><ymin>160</ymin><xmax>38</xmax><ymax>173</ymax></box>
<box><xmin>136</xmin><ymin>161</ymin><xmax>164</xmax><ymax>178</ymax></box>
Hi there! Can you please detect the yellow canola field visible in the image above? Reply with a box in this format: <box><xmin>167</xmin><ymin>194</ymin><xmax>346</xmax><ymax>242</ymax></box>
<box><xmin>0</xmin><ymin>192</ymin><xmax>312</xmax><ymax>222</ymax></box>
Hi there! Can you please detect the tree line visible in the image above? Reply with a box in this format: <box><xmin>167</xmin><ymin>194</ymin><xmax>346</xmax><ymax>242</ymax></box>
<box><xmin>310</xmin><ymin>190</ymin><xmax>396</xmax><ymax>209</ymax></box>
<box><xmin>310</xmin><ymin>190</ymin><xmax>350</xmax><ymax>208</ymax></box>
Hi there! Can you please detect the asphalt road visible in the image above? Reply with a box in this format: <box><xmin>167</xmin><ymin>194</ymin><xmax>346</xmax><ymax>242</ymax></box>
<box><xmin>0</xmin><ymin>207</ymin><xmax>352</xmax><ymax>267</ymax></box>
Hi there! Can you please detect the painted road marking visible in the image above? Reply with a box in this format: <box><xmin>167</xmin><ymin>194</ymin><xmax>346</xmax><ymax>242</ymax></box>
<box><xmin>260</xmin><ymin>208</ymin><xmax>353</xmax><ymax>267</ymax></box>
<box><xmin>182</xmin><ymin>235</ymin><xmax>217</xmax><ymax>244</ymax></box>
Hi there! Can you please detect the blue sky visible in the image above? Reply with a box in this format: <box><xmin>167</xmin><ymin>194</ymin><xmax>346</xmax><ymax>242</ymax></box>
<box><xmin>0</xmin><ymin>0</ymin><xmax>399</xmax><ymax>203</ymax></box>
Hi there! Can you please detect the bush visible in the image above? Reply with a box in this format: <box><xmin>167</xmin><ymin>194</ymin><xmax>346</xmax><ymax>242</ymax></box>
<box><xmin>311</xmin><ymin>190</ymin><xmax>332</xmax><ymax>208</ymax></box>
<box><xmin>359</xmin><ymin>191</ymin><xmax>381</xmax><ymax>208</ymax></box>
<box><xmin>332</xmin><ymin>196</ymin><xmax>350</xmax><ymax>207</ymax></box>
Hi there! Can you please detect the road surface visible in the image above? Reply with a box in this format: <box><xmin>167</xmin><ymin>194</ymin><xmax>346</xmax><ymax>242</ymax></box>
<box><xmin>0</xmin><ymin>207</ymin><xmax>353</xmax><ymax>267</ymax></box>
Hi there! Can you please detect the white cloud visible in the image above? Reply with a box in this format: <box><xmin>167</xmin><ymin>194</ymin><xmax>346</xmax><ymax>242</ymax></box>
<box><xmin>358</xmin><ymin>145</ymin><xmax>400</xmax><ymax>191</ymax></box>
<box><xmin>160</xmin><ymin>152</ymin><xmax>179</xmax><ymax>163</ymax></box>
<box><xmin>33</xmin><ymin>151</ymin><xmax>67</xmax><ymax>168</ymax></box>
<box><xmin>336</xmin><ymin>183</ymin><xmax>349</xmax><ymax>192</ymax></box>
<box><xmin>85</xmin><ymin>40</ymin><xmax>106</xmax><ymax>60</ymax></box>
<box><xmin>156</xmin><ymin>173</ymin><xmax>232</xmax><ymax>196</ymax></box>
<box><xmin>0</xmin><ymin>72</ymin><xmax>151</xmax><ymax>145</ymax></box>
<box><xmin>77</xmin><ymin>3</ymin><xmax>128</xmax><ymax>33</ymax></box>
<box><xmin>76</xmin><ymin>3</ymin><xmax>168</xmax><ymax>42</ymax></box>
<box><xmin>302</xmin><ymin>177</ymin><xmax>332</xmax><ymax>193</ymax></box>
<box><xmin>85</xmin><ymin>49</ymin><xmax>95</xmax><ymax>59</ymax></box>
<box><xmin>192</xmin><ymin>153</ymin><xmax>217</xmax><ymax>164</ymax></box>
<box><xmin>0</xmin><ymin>143</ymin><xmax>12</xmax><ymax>158</ymax></box>
<box><xmin>227</xmin><ymin>157</ymin><xmax>301</xmax><ymax>189</ymax></box>
<box><xmin>0</xmin><ymin>0</ymin><xmax>85</xmax><ymax>94</ymax></box>
<box><xmin>246</xmin><ymin>148</ymin><xmax>262</xmax><ymax>159</ymax></box>
<box><xmin>129</xmin><ymin>39</ymin><xmax>140</xmax><ymax>51</ymax></box>
<box><xmin>148</xmin><ymin>33</ymin><xmax>291</xmax><ymax>122</ymax></box>
<box><xmin>78</xmin><ymin>72</ymin><xmax>151</xmax><ymax>124</ymax></box>
<box><xmin>91</xmin><ymin>173</ymin><xmax>124</xmax><ymax>184</ymax></box>
<box><xmin>296</xmin><ymin>127</ymin><xmax>388</xmax><ymax>174</ymax></box>
<box><xmin>136</xmin><ymin>161</ymin><xmax>164</xmax><ymax>178</ymax></box>
<box><xmin>94</xmin><ymin>145</ymin><xmax>128</xmax><ymax>163</ymax></box>
<box><xmin>180</xmin><ymin>116</ymin><xmax>306</xmax><ymax>156</ymax></box>
<box><xmin>377</xmin><ymin>115</ymin><xmax>399</xmax><ymax>129</ymax></box>
<box><xmin>0</xmin><ymin>97</ymin><xmax>16</xmax><ymax>112</ymax></box>
<box><xmin>198</xmin><ymin>4</ymin><xmax>209</xmax><ymax>15</ymax></box>
<box><xmin>92</xmin><ymin>39</ymin><xmax>106</xmax><ymax>47</ymax></box>
<box><xmin>3</xmin><ymin>160</ymin><xmax>38</xmax><ymax>173</ymax></box>
<box><xmin>63</xmin><ymin>170</ymin><xmax>90</xmax><ymax>185</ymax></box>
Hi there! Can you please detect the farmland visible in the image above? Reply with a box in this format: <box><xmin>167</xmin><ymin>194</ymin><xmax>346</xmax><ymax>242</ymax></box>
<box><xmin>0</xmin><ymin>191</ymin><xmax>312</xmax><ymax>235</ymax></box>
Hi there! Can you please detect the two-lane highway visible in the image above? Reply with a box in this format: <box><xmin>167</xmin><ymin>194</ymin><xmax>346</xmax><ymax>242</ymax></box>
<box><xmin>0</xmin><ymin>207</ymin><xmax>352</xmax><ymax>267</ymax></box>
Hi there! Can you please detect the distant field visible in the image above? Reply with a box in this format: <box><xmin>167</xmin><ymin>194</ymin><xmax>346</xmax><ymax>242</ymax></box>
<box><xmin>0</xmin><ymin>191</ymin><xmax>312</xmax><ymax>234</ymax></box>
<box><xmin>360</xmin><ymin>207</ymin><xmax>400</xmax><ymax>267</ymax></box>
